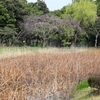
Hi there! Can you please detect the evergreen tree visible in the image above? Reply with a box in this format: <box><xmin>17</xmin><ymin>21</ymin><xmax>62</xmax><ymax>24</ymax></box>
<box><xmin>0</xmin><ymin>2</ymin><xmax>16</xmax><ymax>28</ymax></box>
<box><xmin>28</xmin><ymin>0</ymin><xmax>49</xmax><ymax>16</ymax></box>
<box><xmin>37</xmin><ymin>0</ymin><xmax>49</xmax><ymax>14</ymax></box>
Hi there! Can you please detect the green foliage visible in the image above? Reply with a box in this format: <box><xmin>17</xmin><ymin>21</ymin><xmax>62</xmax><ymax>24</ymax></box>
<box><xmin>28</xmin><ymin>1</ymin><xmax>49</xmax><ymax>16</ymax></box>
<box><xmin>28</xmin><ymin>2</ymin><xmax>43</xmax><ymax>15</ymax></box>
<box><xmin>61</xmin><ymin>0</ymin><xmax>97</xmax><ymax>26</ymax></box>
<box><xmin>51</xmin><ymin>9</ymin><xmax>63</xmax><ymax>18</ymax></box>
<box><xmin>0</xmin><ymin>0</ymin><xmax>29</xmax><ymax>34</ymax></box>
<box><xmin>77</xmin><ymin>80</ymin><xmax>89</xmax><ymax>90</ymax></box>
<box><xmin>73</xmin><ymin>0</ymin><xmax>95</xmax><ymax>2</ymax></box>
<box><xmin>77</xmin><ymin>31</ymin><xmax>89</xmax><ymax>47</ymax></box>
<box><xmin>59</xmin><ymin>24</ymin><xmax>74</xmax><ymax>47</ymax></box>
<box><xmin>51</xmin><ymin>5</ymin><xmax>72</xmax><ymax>19</ymax></box>
<box><xmin>0</xmin><ymin>2</ymin><xmax>15</xmax><ymax>28</ymax></box>
<box><xmin>0</xmin><ymin>0</ymin><xmax>99</xmax><ymax>47</ymax></box>
<box><xmin>61</xmin><ymin>5</ymin><xmax>73</xmax><ymax>19</ymax></box>
<box><xmin>38</xmin><ymin>0</ymin><xmax>49</xmax><ymax>14</ymax></box>
<box><xmin>0</xmin><ymin>27</ymin><xmax>17</xmax><ymax>45</ymax></box>
<box><xmin>74</xmin><ymin>0</ymin><xmax>96</xmax><ymax>25</ymax></box>
<box><xmin>1</xmin><ymin>0</ymin><xmax>28</xmax><ymax>20</ymax></box>
<box><xmin>84</xmin><ymin>16</ymin><xmax>100</xmax><ymax>47</ymax></box>
<box><xmin>55</xmin><ymin>0</ymin><xmax>97</xmax><ymax>47</ymax></box>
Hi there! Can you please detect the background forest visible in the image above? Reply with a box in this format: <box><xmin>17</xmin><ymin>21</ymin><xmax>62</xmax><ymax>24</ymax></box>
<box><xmin>0</xmin><ymin>0</ymin><xmax>100</xmax><ymax>47</ymax></box>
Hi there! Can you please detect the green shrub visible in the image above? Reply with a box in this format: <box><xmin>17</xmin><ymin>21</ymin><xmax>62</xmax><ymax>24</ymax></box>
<box><xmin>77</xmin><ymin>80</ymin><xmax>89</xmax><ymax>90</ymax></box>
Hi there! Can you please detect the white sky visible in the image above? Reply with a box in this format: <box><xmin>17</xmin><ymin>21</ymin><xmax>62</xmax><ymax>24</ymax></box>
<box><xmin>27</xmin><ymin>0</ymin><xmax>72</xmax><ymax>11</ymax></box>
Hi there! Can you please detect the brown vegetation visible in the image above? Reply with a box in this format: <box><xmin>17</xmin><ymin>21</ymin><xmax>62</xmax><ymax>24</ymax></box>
<box><xmin>0</xmin><ymin>49</ymin><xmax>100</xmax><ymax>100</ymax></box>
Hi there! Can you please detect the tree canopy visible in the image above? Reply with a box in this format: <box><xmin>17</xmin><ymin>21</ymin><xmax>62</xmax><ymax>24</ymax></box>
<box><xmin>0</xmin><ymin>0</ymin><xmax>99</xmax><ymax>47</ymax></box>
<box><xmin>27</xmin><ymin>0</ymin><xmax>49</xmax><ymax>16</ymax></box>
<box><xmin>61</xmin><ymin>0</ymin><xmax>97</xmax><ymax>26</ymax></box>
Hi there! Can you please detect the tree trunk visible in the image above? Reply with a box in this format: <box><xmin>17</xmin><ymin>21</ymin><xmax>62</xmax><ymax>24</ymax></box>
<box><xmin>70</xmin><ymin>32</ymin><xmax>78</xmax><ymax>48</ymax></box>
<box><xmin>95</xmin><ymin>33</ymin><xmax>99</xmax><ymax>48</ymax></box>
<box><xmin>42</xmin><ymin>39</ymin><xmax>47</xmax><ymax>48</ymax></box>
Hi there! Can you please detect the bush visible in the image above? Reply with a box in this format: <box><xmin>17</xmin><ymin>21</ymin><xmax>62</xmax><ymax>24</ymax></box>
<box><xmin>88</xmin><ymin>74</ymin><xmax>100</xmax><ymax>90</ymax></box>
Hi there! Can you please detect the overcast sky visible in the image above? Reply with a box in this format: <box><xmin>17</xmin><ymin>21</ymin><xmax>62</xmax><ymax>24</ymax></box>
<box><xmin>27</xmin><ymin>0</ymin><xmax>72</xmax><ymax>11</ymax></box>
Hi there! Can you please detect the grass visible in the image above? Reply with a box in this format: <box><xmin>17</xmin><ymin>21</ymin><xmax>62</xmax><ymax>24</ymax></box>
<box><xmin>0</xmin><ymin>46</ymin><xmax>39</xmax><ymax>59</ymax></box>
<box><xmin>72</xmin><ymin>87</ymin><xmax>100</xmax><ymax>100</ymax></box>
<box><xmin>72</xmin><ymin>80</ymin><xmax>100</xmax><ymax>100</ymax></box>
<box><xmin>77</xmin><ymin>80</ymin><xmax>89</xmax><ymax>90</ymax></box>
<box><xmin>0</xmin><ymin>46</ymin><xmax>89</xmax><ymax>59</ymax></box>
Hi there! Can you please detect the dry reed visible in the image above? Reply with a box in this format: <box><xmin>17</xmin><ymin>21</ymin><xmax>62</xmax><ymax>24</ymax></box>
<box><xmin>0</xmin><ymin>48</ymin><xmax>100</xmax><ymax>100</ymax></box>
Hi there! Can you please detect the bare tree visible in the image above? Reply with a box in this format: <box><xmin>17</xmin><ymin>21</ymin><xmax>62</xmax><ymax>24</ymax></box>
<box><xmin>94</xmin><ymin>17</ymin><xmax>100</xmax><ymax>47</ymax></box>
<box><xmin>19</xmin><ymin>14</ymin><xmax>81</xmax><ymax>47</ymax></box>
<box><xmin>20</xmin><ymin>14</ymin><xmax>61</xmax><ymax>47</ymax></box>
